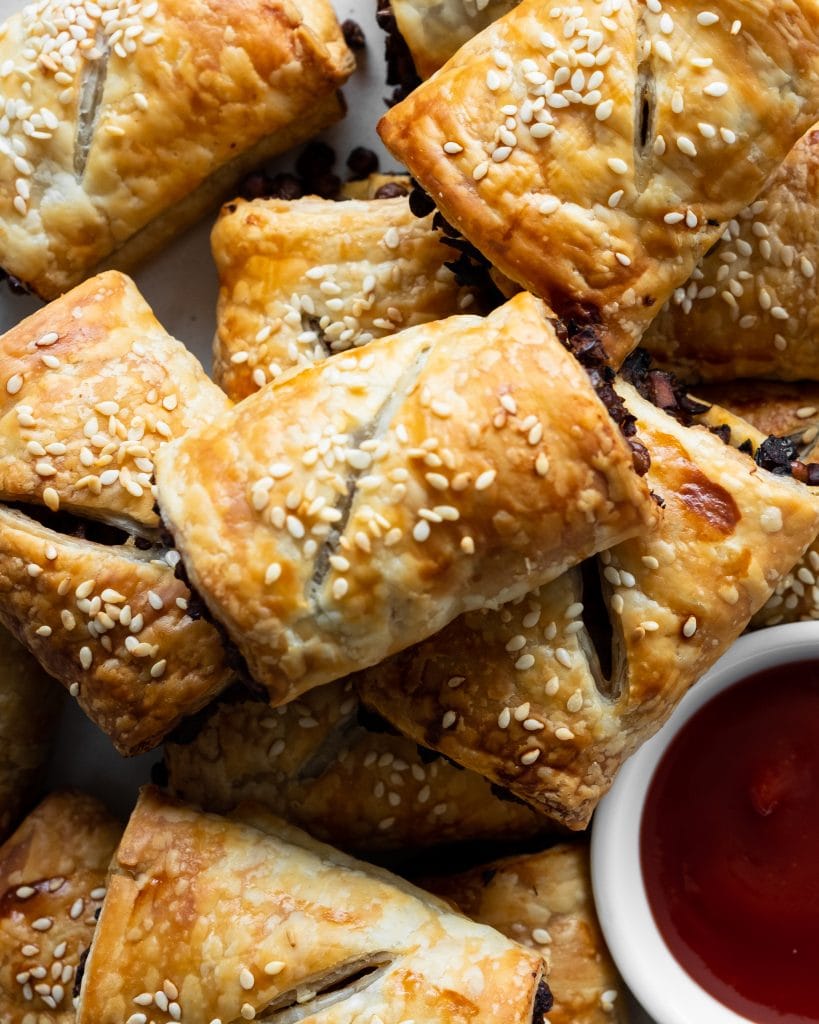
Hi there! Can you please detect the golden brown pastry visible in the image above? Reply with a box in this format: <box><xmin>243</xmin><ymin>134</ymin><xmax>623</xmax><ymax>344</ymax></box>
<box><xmin>77</xmin><ymin>787</ymin><xmax>550</xmax><ymax>1024</ymax></box>
<box><xmin>0</xmin><ymin>790</ymin><xmax>121</xmax><ymax>1024</ymax></box>
<box><xmin>645</xmin><ymin>125</ymin><xmax>819</xmax><ymax>381</ymax></box>
<box><xmin>389</xmin><ymin>0</ymin><xmax>518</xmax><ymax>79</ymax></box>
<box><xmin>425</xmin><ymin>843</ymin><xmax>627</xmax><ymax>1024</ymax></box>
<box><xmin>378</xmin><ymin>0</ymin><xmax>819</xmax><ymax>367</ymax></box>
<box><xmin>211</xmin><ymin>192</ymin><xmax>480</xmax><ymax>400</ymax></box>
<box><xmin>0</xmin><ymin>270</ymin><xmax>231</xmax><ymax>536</ymax></box>
<box><xmin>357</xmin><ymin>382</ymin><xmax>819</xmax><ymax>829</ymax></box>
<box><xmin>0</xmin><ymin>626</ymin><xmax>64</xmax><ymax>840</ymax></box>
<box><xmin>694</xmin><ymin>379</ymin><xmax>819</xmax><ymax>449</ymax></box>
<box><xmin>0</xmin><ymin>0</ymin><xmax>355</xmax><ymax>299</ymax></box>
<box><xmin>0</xmin><ymin>504</ymin><xmax>233</xmax><ymax>755</ymax></box>
<box><xmin>164</xmin><ymin>679</ymin><xmax>549</xmax><ymax>855</ymax></box>
<box><xmin>157</xmin><ymin>292</ymin><xmax>656</xmax><ymax>705</ymax></box>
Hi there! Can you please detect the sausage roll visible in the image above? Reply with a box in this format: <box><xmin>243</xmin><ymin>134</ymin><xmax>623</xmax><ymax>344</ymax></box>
<box><xmin>76</xmin><ymin>787</ymin><xmax>550</xmax><ymax>1024</ymax></box>
<box><xmin>357</xmin><ymin>382</ymin><xmax>819</xmax><ymax>829</ymax></box>
<box><xmin>378</xmin><ymin>0</ymin><xmax>819</xmax><ymax>367</ymax></box>
<box><xmin>0</xmin><ymin>271</ymin><xmax>231</xmax><ymax>537</ymax></box>
<box><xmin>0</xmin><ymin>626</ymin><xmax>63</xmax><ymax>840</ymax></box>
<box><xmin>212</xmin><ymin>193</ymin><xmax>480</xmax><ymax>401</ymax></box>
<box><xmin>164</xmin><ymin>680</ymin><xmax>549</xmax><ymax>856</ymax></box>
<box><xmin>0</xmin><ymin>505</ymin><xmax>233</xmax><ymax>755</ymax></box>
<box><xmin>645</xmin><ymin>125</ymin><xmax>819</xmax><ymax>382</ymax></box>
<box><xmin>425</xmin><ymin>843</ymin><xmax>627</xmax><ymax>1024</ymax></box>
<box><xmin>389</xmin><ymin>0</ymin><xmax>517</xmax><ymax>79</ymax></box>
<box><xmin>0</xmin><ymin>790</ymin><xmax>121</xmax><ymax>1023</ymax></box>
<box><xmin>157</xmin><ymin>291</ymin><xmax>656</xmax><ymax>705</ymax></box>
<box><xmin>0</xmin><ymin>0</ymin><xmax>355</xmax><ymax>300</ymax></box>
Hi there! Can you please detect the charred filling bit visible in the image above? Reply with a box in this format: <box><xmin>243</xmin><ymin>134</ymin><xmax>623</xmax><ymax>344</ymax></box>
<box><xmin>341</xmin><ymin>18</ymin><xmax>366</xmax><ymax>50</ymax></box>
<box><xmin>757</xmin><ymin>434</ymin><xmax>819</xmax><ymax>484</ymax></box>
<box><xmin>550</xmin><ymin>315</ymin><xmax>650</xmax><ymax>475</ymax></box>
<box><xmin>621</xmin><ymin>349</ymin><xmax>710</xmax><ymax>426</ymax></box>
<box><xmin>73</xmin><ymin>946</ymin><xmax>90</xmax><ymax>999</ymax></box>
<box><xmin>407</xmin><ymin>182</ymin><xmax>505</xmax><ymax>306</ymax></box>
<box><xmin>376</xmin><ymin>0</ymin><xmax>421</xmax><ymax>106</ymax></box>
<box><xmin>532</xmin><ymin>978</ymin><xmax>555</xmax><ymax>1021</ymax></box>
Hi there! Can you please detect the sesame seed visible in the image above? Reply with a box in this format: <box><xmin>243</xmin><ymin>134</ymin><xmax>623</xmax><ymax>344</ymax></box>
<box><xmin>677</xmin><ymin>136</ymin><xmax>697</xmax><ymax>157</ymax></box>
<box><xmin>523</xmin><ymin>717</ymin><xmax>544</xmax><ymax>731</ymax></box>
<box><xmin>475</xmin><ymin>469</ymin><xmax>496</xmax><ymax>490</ymax></box>
<box><xmin>497</xmin><ymin>707</ymin><xmax>511</xmax><ymax>729</ymax></box>
<box><xmin>555</xmin><ymin>726</ymin><xmax>575</xmax><ymax>741</ymax></box>
<box><xmin>532</xmin><ymin>928</ymin><xmax>552</xmax><ymax>945</ymax></box>
<box><xmin>515</xmin><ymin>654</ymin><xmax>536</xmax><ymax>670</ymax></box>
<box><xmin>441</xmin><ymin>710</ymin><xmax>458</xmax><ymax>729</ymax></box>
<box><xmin>264</xmin><ymin>961</ymin><xmax>286</xmax><ymax>976</ymax></box>
<box><xmin>520</xmin><ymin>749</ymin><xmax>540</xmax><ymax>765</ymax></box>
<box><xmin>682</xmin><ymin>616</ymin><xmax>697</xmax><ymax>638</ymax></box>
<box><xmin>443</xmin><ymin>141</ymin><xmax>463</xmax><ymax>154</ymax></box>
<box><xmin>31</xmin><ymin>918</ymin><xmax>53</xmax><ymax>932</ymax></box>
<box><xmin>16</xmin><ymin>885</ymin><xmax>35</xmax><ymax>898</ymax></box>
<box><xmin>79</xmin><ymin>646</ymin><xmax>92</xmax><ymax>669</ymax></box>
<box><xmin>607</xmin><ymin>157</ymin><xmax>628</xmax><ymax>175</ymax></box>
<box><xmin>239</xmin><ymin>968</ymin><xmax>254</xmax><ymax>990</ymax></box>
<box><xmin>472</xmin><ymin>161</ymin><xmax>489</xmax><ymax>181</ymax></box>
<box><xmin>703</xmin><ymin>81</ymin><xmax>728</xmax><ymax>97</ymax></box>
<box><xmin>697</xmin><ymin>10</ymin><xmax>719</xmax><ymax>25</ymax></box>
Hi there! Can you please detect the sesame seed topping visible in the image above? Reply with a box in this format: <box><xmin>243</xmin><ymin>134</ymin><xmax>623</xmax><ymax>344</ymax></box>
<box><xmin>264</xmin><ymin>961</ymin><xmax>286</xmax><ymax>976</ymax></box>
<box><xmin>31</xmin><ymin>918</ymin><xmax>53</xmax><ymax>931</ymax></box>
<box><xmin>607</xmin><ymin>157</ymin><xmax>628</xmax><ymax>175</ymax></box>
<box><xmin>520</xmin><ymin>749</ymin><xmax>540</xmax><ymax>766</ymax></box>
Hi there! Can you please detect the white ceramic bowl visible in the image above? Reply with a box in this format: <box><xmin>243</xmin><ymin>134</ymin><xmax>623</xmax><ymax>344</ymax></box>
<box><xmin>591</xmin><ymin>621</ymin><xmax>819</xmax><ymax>1024</ymax></box>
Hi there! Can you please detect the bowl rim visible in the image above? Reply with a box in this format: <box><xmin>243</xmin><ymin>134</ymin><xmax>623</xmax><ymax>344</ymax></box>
<box><xmin>590</xmin><ymin>620</ymin><xmax>819</xmax><ymax>1024</ymax></box>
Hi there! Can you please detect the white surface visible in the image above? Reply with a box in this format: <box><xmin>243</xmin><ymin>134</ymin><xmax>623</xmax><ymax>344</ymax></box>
<box><xmin>0</xmin><ymin>0</ymin><xmax>660</xmax><ymax>1017</ymax></box>
<box><xmin>591</xmin><ymin>621</ymin><xmax>819</xmax><ymax>1024</ymax></box>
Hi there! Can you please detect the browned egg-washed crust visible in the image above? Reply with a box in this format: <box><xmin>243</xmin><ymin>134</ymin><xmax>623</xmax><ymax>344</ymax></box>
<box><xmin>157</xmin><ymin>291</ymin><xmax>656</xmax><ymax>705</ymax></box>
<box><xmin>211</xmin><ymin>193</ymin><xmax>481</xmax><ymax>401</ymax></box>
<box><xmin>424</xmin><ymin>843</ymin><xmax>628</xmax><ymax>1024</ymax></box>
<box><xmin>0</xmin><ymin>626</ymin><xmax>64</xmax><ymax>841</ymax></box>
<box><xmin>378</xmin><ymin>0</ymin><xmax>819</xmax><ymax>368</ymax></box>
<box><xmin>645</xmin><ymin>124</ymin><xmax>819</xmax><ymax>382</ymax></box>
<box><xmin>0</xmin><ymin>0</ymin><xmax>355</xmax><ymax>299</ymax></box>
<box><xmin>164</xmin><ymin>679</ymin><xmax>550</xmax><ymax>855</ymax></box>
<box><xmin>0</xmin><ymin>506</ymin><xmax>233</xmax><ymax>755</ymax></box>
<box><xmin>77</xmin><ymin>787</ymin><xmax>548</xmax><ymax>1024</ymax></box>
<box><xmin>692</xmin><ymin>380</ymin><xmax>819</xmax><ymax>627</ymax></box>
<box><xmin>0</xmin><ymin>790</ymin><xmax>122</xmax><ymax>1024</ymax></box>
<box><xmin>357</xmin><ymin>385</ymin><xmax>819</xmax><ymax>829</ymax></box>
<box><xmin>0</xmin><ymin>271</ymin><xmax>230</xmax><ymax>534</ymax></box>
<box><xmin>0</xmin><ymin>272</ymin><xmax>235</xmax><ymax>754</ymax></box>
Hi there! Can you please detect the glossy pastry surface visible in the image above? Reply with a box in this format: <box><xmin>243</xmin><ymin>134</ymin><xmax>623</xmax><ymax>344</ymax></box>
<box><xmin>379</xmin><ymin>0</ymin><xmax>819</xmax><ymax>366</ymax></box>
<box><xmin>0</xmin><ymin>0</ymin><xmax>354</xmax><ymax>298</ymax></box>
<box><xmin>77</xmin><ymin>787</ymin><xmax>548</xmax><ymax>1024</ymax></box>
<box><xmin>158</xmin><ymin>292</ymin><xmax>655</xmax><ymax>704</ymax></box>
<box><xmin>0</xmin><ymin>790</ymin><xmax>121</xmax><ymax>1024</ymax></box>
<box><xmin>358</xmin><ymin>383</ymin><xmax>819</xmax><ymax>828</ymax></box>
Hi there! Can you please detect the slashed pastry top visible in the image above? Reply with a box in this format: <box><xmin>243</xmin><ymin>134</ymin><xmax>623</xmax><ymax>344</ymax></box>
<box><xmin>0</xmin><ymin>0</ymin><xmax>355</xmax><ymax>299</ymax></box>
<box><xmin>0</xmin><ymin>504</ymin><xmax>234</xmax><ymax>755</ymax></box>
<box><xmin>389</xmin><ymin>0</ymin><xmax>518</xmax><ymax>79</ymax></box>
<box><xmin>0</xmin><ymin>790</ymin><xmax>122</xmax><ymax>1024</ymax></box>
<box><xmin>0</xmin><ymin>270</ymin><xmax>231</xmax><ymax>535</ymax></box>
<box><xmin>378</xmin><ymin>0</ymin><xmax>819</xmax><ymax>367</ymax></box>
<box><xmin>164</xmin><ymin>679</ymin><xmax>549</xmax><ymax>856</ymax></box>
<box><xmin>645</xmin><ymin>124</ymin><xmax>819</xmax><ymax>381</ymax></box>
<box><xmin>211</xmin><ymin>193</ymin><xmax>479</xmax><ymax>401</ymax></box>
<box><xmin>424</xmin><ymin>843</ymin><xmax>627</xmax><ymax>1024</ymax></box>
<box><xmin>157</xmin><ymin>291</ymin><xmax>655</xmax><ymax>705</ymax></box>
<box><xmin>357</xmin><ymin>383</ymin><xmax>819</xmax><ymax>829</ymax></box>
<box><xmin>77</xmin><ymin>786</ymin><xmax>549</xmax><ymax>1024</ymax></box>
<box><xmin>0</xmin><ymin>625</ymin><xmax>64</xmax><ymax>841</ymax></box>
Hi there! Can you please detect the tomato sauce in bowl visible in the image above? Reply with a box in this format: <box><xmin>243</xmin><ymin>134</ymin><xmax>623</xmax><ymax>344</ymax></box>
<box><xmin>640</xmin><ymin>661</ymin><xmax>819</xmax><ymax>1023</ymax></box>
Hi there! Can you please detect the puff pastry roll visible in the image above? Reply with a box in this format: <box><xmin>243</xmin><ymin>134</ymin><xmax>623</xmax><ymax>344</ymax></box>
<box><xmin>357</xmin><ymin>382</ymin><xmax>819</xmax><ymax>828</ymax></box>
<box><xmin>157</xmin><ymin>292</ymin><xmax>655</xmax><ymax>704</ymax></box>
<box><xmin>212</xmin><ymin>193</ymin><xmax>480</xmax><ymax>400</ymax></box>
<box><xmin>77</xmin><ymin>787</ymin><xmax>550</xmax><ymax>1024</ymax></box>
<box><xmin>389</xmin><ymin>0</ymin><xmax>517</xmax><ymax>79</ymax></box>
<box><xmin>0</xmin><ymin>0</ymin><xmax>355</xmax><ymax>299</ymax></box>
<box><xmin>645</xmin><ymin>125</ymin><xmax>819</xmax><ymax>381</ymax></box>
<box><xmin>164</xmin><ymin>680</ymin><xmax>549</xmax><ymax>855</ymax></box>
<box><xmin>378</xmin><ymin>0</ymin><xmax>819</xmax><ymax>367</ymax></box>
<box><xmin>0</xmin><ymin>790</ymin><xmax>121</xmax><ymax>1023</ymax></box>
<box><xmin>0</xmin><ymin>626</ymin><xmax>64</xmax><ymax>840</ymax></box>
<box><xmin>0</xmin><ymin>505</ymin><xmax>233</xmax><ymax>754</ymax></box>
<box><xmin>0</xmin><ymin>271</ymin><xmax>230</xmax><ymax>536</ymax></box>
<box><xmin>425</xmin><ymin>843</ymin><xmax>627</xmax><ymax>1024</ymax></box>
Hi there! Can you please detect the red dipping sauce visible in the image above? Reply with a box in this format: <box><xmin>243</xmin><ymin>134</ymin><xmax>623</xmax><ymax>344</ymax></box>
<box><xmin>641</xmin><ymin>660</ymin><xmax>819</xmax><ymax>1023</ymax></box>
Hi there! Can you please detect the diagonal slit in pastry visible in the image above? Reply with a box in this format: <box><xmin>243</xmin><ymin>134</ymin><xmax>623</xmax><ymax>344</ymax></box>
<box><xmin>632</xmin><ymin>9</ymin><xmax>655</xmax><ymax>195</ymax></box>
<box><xmin>252</xmin><ymin>955</ymin><xmax>394</xmax><ymax>1023</ymax></box>
<box><xmin>308</xmin><ymin>343</ymin><xmax>433</xmax><ymax>611</ymax></box>
<box><xmin>74</xmin><ymin>37</ymin><xmax>109</xmax><ymax>181</ymax></box>
<box><xmin>577</xmin><ymin>559</ymin><xmax>625</xmax><ymax>702</ymax></box>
